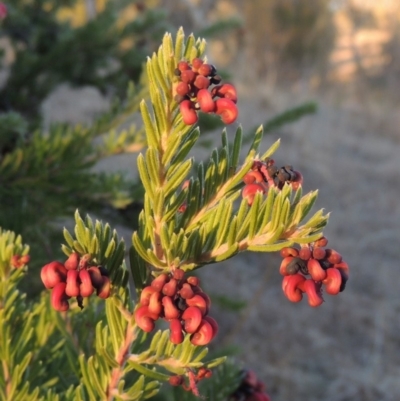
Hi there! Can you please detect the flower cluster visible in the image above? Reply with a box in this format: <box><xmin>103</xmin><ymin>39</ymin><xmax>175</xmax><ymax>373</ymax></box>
<box><xmin>242</xmin><ymin>159</ymin><xmax>303</xmax><ymax>205</ymax></box>
<box><xmin>280</xmin><ymin>237</ymin><xmax>349</xmax><ymax>307</ymax></box>
<box><xmin>40</xmin><ymin>253</ymin><xmax>111</xmax><ymax>311</ymax></box>
<box><xmin>174</xmin><ymin>58</ymin><xmax>238</xmax><ymax>125</ymax></box>
<box><xmin>135</xmin><ymin>269</ymin><xmax>218</xmax><ymax>345</ymax></box>
<box><xmin>229</xmin><ymin>370</ymin><xmax>271</xmax><ymax>401</ymax></box>
<box><xmin>169</xmin><ymin>368</ymin><xmax>212</xmax><ymax>396</ymax></box>
<box><xmin>11</xmin><ymin>254</ymin><xmax>30</xmax><ymax>269</ymax></box>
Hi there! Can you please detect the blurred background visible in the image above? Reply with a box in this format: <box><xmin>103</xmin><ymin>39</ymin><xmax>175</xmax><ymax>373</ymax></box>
<box><xmin>1</xmin><ymin>1</ymin><xmax>400</xmax><ymax>400</ymax></box>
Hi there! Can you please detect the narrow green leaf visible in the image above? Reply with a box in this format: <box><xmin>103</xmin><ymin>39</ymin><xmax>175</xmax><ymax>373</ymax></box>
<box><xmin>260</xmin><ymin>138</ymin><xmax>281</xmax><ymax>160</ymax></box>
<box><xmin>247</xmin><ymin>241</ymin><xmax>293</xmax><ymax>252</ymax></box>
<box><xmin>63</xmin><ymin>228</ymin><xmax>75</xmax><ymax>248</ymax></box>
<box><xmin>127</xmin><ymin>361</ymin><xmax>169</xmax><ymax>381</ymax></box>
<box><xmin>140</xmin><ymin>100</ymin><xmax>159</xmax><ymax>148</ymax></box>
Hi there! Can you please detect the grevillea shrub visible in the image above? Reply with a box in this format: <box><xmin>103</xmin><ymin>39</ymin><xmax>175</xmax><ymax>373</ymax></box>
<box><xmin>0</xmin><ymin>29</ymin><xmax>349</xmax><ymax>400</ymax></box>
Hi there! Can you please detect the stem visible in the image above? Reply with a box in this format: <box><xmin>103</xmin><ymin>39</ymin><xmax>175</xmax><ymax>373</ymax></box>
<box><xmin>2</xmin><ymin>360</ymin><xmax>11</xmax><ymax>399</ymax></box>
<box><xmin>106</xmin><ymin>322</ymin><xmax>137</xmax><ymax>400</ymax></box>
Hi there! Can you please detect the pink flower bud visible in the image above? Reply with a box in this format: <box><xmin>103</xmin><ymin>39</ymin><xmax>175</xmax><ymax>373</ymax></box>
<box><xmin>326</xmin><ymin>249</ymin><xmax>343</xmax><ymax>264</ymax></box>
<box><xmin>175</xmin><ymin>81</ymin><xmax>190</xmax><ymax>96</ymax></box>
<box><xmin>312</xmin><ymin>247</ymin><xmax>326</xmax><ymax>260</ymax></box>
<box><xmin>242</xmin><ymin>183</ymin><xmax>265</xmax><ymax>205</ymax></box>
<box><xmin>191</xmin><ymin>57</ymin><xmax>203</xmax><ymax>71</ymax></box>
<box><xmin>51</xmin><ymin>283</ymin><xmax>70</xmax><ymax>312</ymax></box>
<box><xmin>299</xmin><ymin>247</ymin><xmax>312</xmax><ymax>260</ymax></box>
<box><xmin>186</xmin><ymin>294</ymin><xmax>209</xmax><ymax>316</ymax></box>
<box><xmin>178</xmin><ymin>61</ymin><xmax>190</xmax><ymax>71</ymax></box>
<box><xmin>180</xmin><ymin>100</ymin><xmax>198</xmax><ymax>125</ymax></box>
<box><xmin>203</xmin><ymin>316</ymin><xmax>218</xmax><ymax>340</ymax></box>
<box><xmin>186</xmin><ymin>276</ymin><xmax>199</xmax><ymax>286</ymax></box>
<box><xmin>148</xmin><ymin>291</ymin><xmax>162</xmax><ymax>316</ymax></box>
<box><xmin>307</xmin><ymin>258</ymin><xmax>327</xmax><ymax>281</ymax></box>
<box><xmin>182</xmin><ymin>306</ymin><xmax>203</xmax><ymax>333</ymax></box>
<box><xmin>180</xmin><ymin>70</ymin><xmax>196</xmax><ymax>84</ymax></box>
<box><xmin>162</xmin><ymin>278</ymin><xmax>178</xmax><ymax>297</ymax></box>
<box><xmin>197</xmin><ymin>88</ymin><xmax>215</xmax><ymax>112</ymax></box>
<box><xmin>215</xmin><ymin>98</ymin><xmax>238</xmax><ymax>124</ymax></box>
<box><xmin>280</xmin><ymin>247</ymin><xmax>299</xmax><ymax>258</ymax></box>
<box><xmin>179</xmin><ymin>283</ymin><xmax>194</xmax><ymax>299</ymax></box>
<box><xmin>243</xmin><ymin>170</ymin><xmax>264</xmax><ymax>184</ymax></box>
<box><xmin>96</xmin><ymin>276</ymin><xmax>111</xmax><ymax>299</ymax></box>
<box><xmin>198</xmin><ymin>63</ymin><xmax>213</xmax><ymax>76</ymax></box>
<box><xmin>140</xmin><ymin>286</ymin><xmax>158</xmax><ymax>306</ymax></box>
<box><xmin>194</xmin><ymin>75</ymin><xmax>210</xmax><ymax>90</ymax></box>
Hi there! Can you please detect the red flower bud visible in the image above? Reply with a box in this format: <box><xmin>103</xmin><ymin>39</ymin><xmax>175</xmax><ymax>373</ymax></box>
<box><xmin>212</xmin><ymin>83</ymin><xmax>238</xmax><ymax>103</ymax></box>
<box><xmin>79</xmin><ymin>269</ymin><xmax>94</xmax><ymax>297</ymax></box>
<box><xmin>65</xmin><ymin>270</ymin><xmax>80</xmax><ymax>297</ymax></box>
<box><xmin>173</xmin><ymin>268</ymin><xmax>185</xmax><ymax>281</ymax></box>
<box><xmin>140</xmin><ymin>286</ymin><xmax>158</xmax><ymax>306</ymax></box>
<box><xmin>243</xmin><ymin>170</ymin><xmax>264</xmax><ymax>184</ymax></box>
<box><xmin>307</xmin><ymin>258</ymin><xmax>327</xmax><ymax>282</ymax></box>
<box><xmin>64</xmin><ymin>252</ymin><xmax>79</xmax><ymax>270</ymax></box>
<box><xmin>179</xmin><ymin>283</ymin><xmax>195</xmax><ymax>299</ymax></box>
<box><xmin>88</xmin><ymin>266</ymin><xmax>103</xmax><ymax>289</ymax></box>
<box><xmin>190</xmin><ymin>319</ymin><xmax>214</xmax><ymax>346</ymax></box>
<box><xmin>326</xmin><ymin>249</ymin><xmax>343</xmax><ymax>264</ymax></box>
<box><xmin>197</xmin><ymin>88</ymin><xmax>215</xmax><ymax>112</ymax></box>
<box><xmin>182</xmin><ymin>306</ymin><xmax>203</xmax><ymax>333</ymax></box>
<box><xmin>279</xmin><ymin>256</ymin><xmax>294</xmax><ymax>276</ymax></box>
<box><xmin>191</xmin><ymin>57</ymin><xmax>203</xmax><ymax>71</ymax></box>
<box><xmin>151</xmin><ymin>273</ymin><xmax>169</xmax><ymax>292</ymax></box>
<box><xmin>215</xmin><ymin>98</ymin><xmax>238</xmax><ymax>124</ymax></box>
<box><xmin>186</xmin><ymin>294</ymin><xmax>209</xmax><ymax>316</ymax></box>
<box><xmin>178</xmin><ymin>61</ymin><xmax>190</xmax><ymax>71</ymax></box>
<box><xmin>180</xmin><ymin>100</ymin><xmax>198</xmax><ymax>125</ymax></box>
<box><xmin>169</xmin><ymin>375</ymin><xmax>183</xmax><ymax>386</ymax></box>
<box><xmin>162</xmin><ymin>296</ymin><xmax>180</xmax><ymax>320</ymax></box>
<box><xmin>242</xmin><ymin>183</ymin><xmax>265</xmax><ymax>206</ymax></box>
<box><xmin>194</xmin><ymin>75</ymin><xmax>210</xmax><ymax>90</ymax></box>
<box><xmin>283</xmin><ymin>274</ymin><xmax>305</xmax><ymax>302</ymax></box>
<box><xmin>96</xmin><ymin>276</ymin><xmax>111</xmax><ymax>299</ymax></box>
<box><xmin>314</xmin><ymin>236</ymin><xmax>328</xmax><ymax>247</ymax></box>
<box><xmin>51</xmin><ymin>282</ymin><xmax>69</xmax><ymax>312</ymax></box>
<box><xmin>299</xmin><ymin>247</ymin><xmax>312</xmax><ymax>261</ymax></box>
<box><xmin>41</xmin><ymin>261</ymin><xmax>67</xmax><ymax>289</ymax></box>
<box><xmin>135</xmin><ymin>305</ymin><xmax>158</xmax><ymax>332</ymax></box>
<box><xmin>187</xmin><ymin>276</ymin><xmax>199</xmax><ymax>286</ymax></box>
<box><xmin>198</xmin><ymin>63</ymin><xmax>212</xmax><ymax>76</ymax></box>
<box><xmin>176</xmin><ymin>81</ymin><xmax>190</xmax><ymax>96</ymax></box>
<box><xmin>169</xmin><ymin>319</ymin><xmax>184</xmax><ymax>344</ymax></box>
<box><xmin>162</xmin><ymin>278</ymin><xmax>178</xmax><ymax>297</ymax></box>
<box><xmin>148</xmin><ymin>291</ymin><xmax>162</xmax><ymax>316</ymax></box>
<box><xmin>333</xmin><ymin>261</ymin><xmax>349</xmax><ymax>280</ymax></box>
<box><xmin>19</xmin><ymin>255</ymin><xmax>30</xmax><ymax>265</ymax></box>
<box><xmin>203</xmin><ymin>316</ymin><xmax>218</xmax><ymax>340</ymax></box>
<box><xmin>301</xmin><ymin>279</ymin><xmax>324</xmax><ymax>307</ymax></box>
<box><xmin>180</xmin><ymin>70</ymin><xmax>196</xmax><ymax>84</ymax></box>
<box><xmin>280</xmin><ymin>247</ymin><xmax>299</xmax><ymax>258</ymax></box>
<box><xmin>312</xmin><ymin>247</ymin><xmax>326</xmax><ymax>260</ymax></box>
<box><xmin>322</xmin><ymin>268</ymin><xmax>342</xmax><ymax>295</ymax></box>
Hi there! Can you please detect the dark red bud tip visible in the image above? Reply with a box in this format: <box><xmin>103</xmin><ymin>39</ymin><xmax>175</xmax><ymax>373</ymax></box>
<box><xmin>197</xmin><ymin>89</ymin><xmax>215</xmax><ymax>113</ymax></box>
<box><xmin>96</xmin><ymin>276</ymin><xmax>111</xmax><ymax>299</ymax></box>
<box><xmin>88</xmin><ymin>266</ymin><xmax>103</xmax><ymax>289</ymax></box>
<box><xmin>182</xmin><ymin>306</ymin><xmax>203</xmax><ymax>333</ymax></box>
<box><xmin>180</xmin><ymin>100</ymin><xmax>198</xmax><ymax>125</ymax></box>
<box><xmin>322</xmin><ymin>268</ymin><xmax>342</xmax><ymax>295</ymax></box>
<box><xmin>215</xmin><ymin>98</ymin><xmax>238</xmax><ymax>124</ymax></box>
<box><xmin>280</xmin><ymin>247</ymin><xmax>299</xmax><ymax>258</ymax></box>
<box><xmin>51</xmin><ymin>283</ymin><xmax>70</xmax><ymax>312</ymax></box>
<box><xmin>169</xmin><ymin>375</ymin><xmax>183</xmax><ymax>386</ymax></box>
<box><xmin>64</xmin><ymin>252</ymin><xmax>79</xmax><ymax>270</ymax></box>
<box><xmin>291</xmin><ymin>170</ymin><xmax>303</xmax><ymax>190</ymax></box>
<box><xmin>190</xmin><ymin>319</ymin><xmax>214</xmax><ymax>346</ymax></box>
<box><xmin>169</xmin><ymin>319</ymin><xmax>184</xmax><ymax>344</ymax></box>
<box><xmin>307</xmin><ymin>258</ymin><xmax>327</xmax><ymax>281</ymax></box>
<box><xmin>135</xmin><ymin>306</ymin><xmax>157</xmax><ymax>332</ymax></box>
